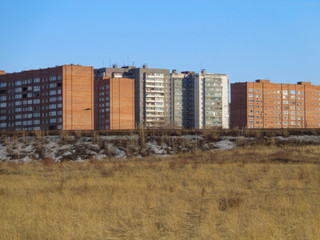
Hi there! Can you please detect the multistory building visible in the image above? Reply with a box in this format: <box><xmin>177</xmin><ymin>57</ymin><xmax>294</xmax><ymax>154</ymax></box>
<box><xmin>170</xmin><ymin>70</ymin><xmax>229</xmax><ymax>129</ymax></box>
<box><xmin>231</xmin><ymin>80</ymin><xmax>320</xmax><ymax>128</ymax></box>
<box><xmin>95</xmin><ymin>65</ymin><xmax>171</xmax><ymax>128</ymax></box>
<box><xmin>193</xmin><ymin>70</ymin><xmax>229</xmax><ymax>129</ymax></box>
<box><xmin>0</xmin><ymin>65</ymin><xmax>94</xmax><ymax>131</ymax></box>
<box><xmin>170</xmin><ymin>70</ymin><xmax>194</xmax><ymax>128</ymax></box>
<box><xmin>94</xmin><ymin>77</ymin><xmax>135</xmax><ymax>130</ymax></box>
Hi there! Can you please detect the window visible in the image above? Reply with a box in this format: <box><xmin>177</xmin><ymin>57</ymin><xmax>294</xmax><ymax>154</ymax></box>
<box><xmin>50</xmin><ymin>118</ymin><xmax>57</xmax><ymax>123</ymax></box>
<box><xmin>49</xmin><ymin>104</ymin><xmax>56</xmax><ymax>109</ymax></box>
<box><xmin>49</xmin><ymin>111</ymin><xmax>56</xmax><ymax>116</ymax></box>
<box><xmin>49</xmin><ymin>90</ymin><xmax>56</xmax><ymax>95</ymax></box>
<box><xmin>49</xmin><ymin>76</ymin><xmax>57</xmax><ymax>81</ymax></box>
<box><xmin>49</xmin><ymin>83</ymin><xmax>57</xmax><ymax>88</ymax></box>
<box><xmin>0</xmin><ymin>102</ymin><xmax>7</xmax><ymax>108</ymax></box>
<box><xmin>0</xmin><ymin>82</ymin><xmax>6</xmax><ymax>88</ymax></box>
<box><xmin>15</xmin><ymin>81</ymin><xmax>22</xmax><ymax>86</ymax></box>
<box><xmin>290</xmin><ymin>91</ymin><xmax>296</xmax><ymax>94</ymax></box>
<box><xmin>34</xmin><ymin>78</ymin><xmax>40</xmax><ymax>83</ymax></box>
<box><xmin>0</xmin><ymin>96</ymin><xmax>6</xmax><ymax>101</ymax></box>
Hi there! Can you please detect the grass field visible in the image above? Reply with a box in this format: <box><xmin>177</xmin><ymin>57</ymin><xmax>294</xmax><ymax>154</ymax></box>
<box><xmin>1</xmin><ymin>145</ymin><xmax>320</xmax><ymax>239</ymax></box>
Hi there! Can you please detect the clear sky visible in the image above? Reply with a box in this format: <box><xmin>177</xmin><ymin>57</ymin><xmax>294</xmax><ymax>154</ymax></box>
<box><xmin>0</xmin><ymin>0</ymin><xmax>319</xmax><ymax>85</ymax></box>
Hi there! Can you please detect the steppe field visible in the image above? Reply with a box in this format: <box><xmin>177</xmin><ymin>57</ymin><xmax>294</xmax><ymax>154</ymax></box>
<box><xmin>1</xmin><ymin>141</ymin><xmax>320</xmax><ymax>240</ymax></box>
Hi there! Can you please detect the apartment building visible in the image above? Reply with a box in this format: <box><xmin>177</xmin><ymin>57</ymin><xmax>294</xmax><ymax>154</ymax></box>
<box><xmin>170</xmin><ymin>70</ymin><xmax>194</xmax><ymax>128</ymax></box>
<box><xmin>94</xmin><ymin>77</ymin><xmax>134</xmax><ymax>130</ymax></box>
<box><xmin>231</xmin><ymin>80</ymin><xmax>320</xmax><ymax>129</ymax></box>
<box><xmin>0</xmin><ymin>65</ymin><xmax>94</xmax><ymax>131</ymax></box>
<box><xmin>193</xmin><ymin>70</ymin><xmax>229</xmax><ymax>129</ymax></box>
<box><xmin>95</xmin><ymin>65</ymin><xmax>171</xmax><ymax>128</ymax></box>
<box><xmin>170</xmin><ymin>70</ymin><xmax>229</xmax><ymax>129</ymax></box>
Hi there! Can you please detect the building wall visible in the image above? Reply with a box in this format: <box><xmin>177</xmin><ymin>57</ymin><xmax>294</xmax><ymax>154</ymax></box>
<box><xmin>230</xmin><ymin>82</ymin><xmax>248</xmax><ymax>128</ymax></box>
<box><xmin>193</xmin><ymin>74</ymin><xmax>202</xmax><ymax>129</ymax></box>
<box><xmin>94</xmin><ymin>77</ymin><xmax>134</xmax><ymax>130</ymax></box>
<box><xmin>0</xmin><ymin>65</ymin><xmax>94</xmax><ymax>131</ymax></box>
<box><xmin>110</xmin><ymin>78</ymin><xmax>135</xmax><ymax>130</ymax></box>
<box><xmin>193</xmin><ymin>71</ymin><xmax>229</xmax><ymax>129</ymax></box>
<box><xmin>231</xmin><ymin>80</ymin><xmax>320</xmax><ymax>129</ymax></box>
<box><xmin>170</xmin><ymin>71</ymin><xmax>194</xmax><ymax>128</ymax></box>
<box><xmin>62</xmin><ymin>65</ymin><xmax>94</xmax><ymax>130</ymax></box>
<box><xmin>95</xmin><ymin>65</ymin><xmax>170</xmax><ymax>128</ymax></box>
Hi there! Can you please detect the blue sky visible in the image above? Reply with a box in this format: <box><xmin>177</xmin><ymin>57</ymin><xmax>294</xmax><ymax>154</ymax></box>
<box><xmin>0</xmin><ymin>0</ymin><xmax>319</xmax><ymax>85</ymax></box>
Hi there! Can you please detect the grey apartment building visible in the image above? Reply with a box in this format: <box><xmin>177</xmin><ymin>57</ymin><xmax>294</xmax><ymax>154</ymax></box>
<box><xmin>170</xmin><ymin>70</ymin><xmax>194</xmax><ymax>128</ymax></box>
<box><xmin>95</xmin><ymin>65</ymin><xmax>171</xmax><ymax>128</ymax></box>
<box><xmin>171</xmin><ymin>70</ymin><xmax>229</xmax><ymax>129</ymax></box>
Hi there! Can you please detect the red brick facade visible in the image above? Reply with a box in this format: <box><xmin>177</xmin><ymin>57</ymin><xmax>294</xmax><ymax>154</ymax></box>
<box><xmin>231</xmin><ymin>80</ymin><xmax>320</xmax><ymax>129</ymax></box>
<box><xmin>94</xmin><ymin>77</ymin><xmax>135</xmax><ymax>130</ymax></box>
<box><xmin>0</xmin><ymin>65</ymin><xmax>94</xmax><ymax>131</ymax></box>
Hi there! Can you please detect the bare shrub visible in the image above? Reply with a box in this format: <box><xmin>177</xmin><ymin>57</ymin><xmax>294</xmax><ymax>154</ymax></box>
<box><xmin>298</xmin><ymin>168</ymin><xmax>309</xmax><ymax>180</ymax></box>
<box><xmin>270</xmin><ymin>151</ymin><xmax>293</xmax><ymax>163</ymax></box>
<box><xmin>89</xmin><ymin>158</ymin><xmax>104</xmax><ymax>170</ymax></box>
<box><xmin>100</xmin><ymin>167</ymin><xmax>115</xmax><ymax>178</ymax></box>
<box><xmin>261</xmin><ymin>165</ymin><xmax>270</xmax><ymax>173</ymax></box>
<box><xmin>42</xmin><ymin>157</ymin><xmax>55</xmax><ymax>166</ymax></box>
<box><xmin>218</xmin><ymin>194</ymin><xmax>243</xmax><ymax>211</ymax></box>
<box><xmin>169</xmin><ymin>157</ymin><xmax>188</xmax><ymax>170</ymax></box>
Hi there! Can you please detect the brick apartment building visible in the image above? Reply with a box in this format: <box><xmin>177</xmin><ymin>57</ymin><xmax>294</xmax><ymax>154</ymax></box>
<box><xmin>0</xmin><ymin>65</ymin><xmax>94</xmax><ymax>131</ymax></box>
<box><xmin>231</xmin><ymin>80</ymin><xmax>320</xmax><ymax>129</ymax></box>
<box><xmin>95</xmin><ymin>65</ymin><xmax>171</xmax><ymax>128</ymax></box>
<box><xmin>94</xmin><ymin>77</ymin><xmax>135</xmax><ymax>130</ymax></box>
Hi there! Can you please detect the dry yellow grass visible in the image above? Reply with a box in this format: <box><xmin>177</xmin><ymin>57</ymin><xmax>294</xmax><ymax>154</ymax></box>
<box><xmin>0</xmin><ymin>145</ymin><xmax>320</xmax><ymax>239</ymax></box>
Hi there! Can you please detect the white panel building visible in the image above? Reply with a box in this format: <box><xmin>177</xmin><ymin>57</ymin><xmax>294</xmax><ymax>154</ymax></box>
<box><xmin>193</xmin><ymin>70</ymin><xmax>229</xmax><ymax>129</ymax></box>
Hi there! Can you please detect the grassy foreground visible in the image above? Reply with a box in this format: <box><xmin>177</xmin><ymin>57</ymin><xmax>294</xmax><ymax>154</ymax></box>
<box><xmin>1</xmin><ymin>145</ymin><xmax>320</xmax><ymax>239</ymax></box>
